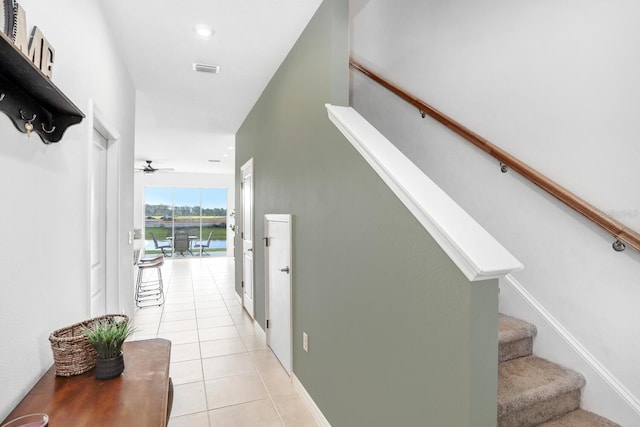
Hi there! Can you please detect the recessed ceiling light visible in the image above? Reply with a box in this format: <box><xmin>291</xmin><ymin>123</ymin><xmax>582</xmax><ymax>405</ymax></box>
<box><xmin>194</xmin><ymin>24</ymin><xmax>214</xmax><ymax>38</ymax></box>
<box><xmin>227</xmin><ymin>146</ymin><xmax>234</xmax><ymax>150</ymax></box>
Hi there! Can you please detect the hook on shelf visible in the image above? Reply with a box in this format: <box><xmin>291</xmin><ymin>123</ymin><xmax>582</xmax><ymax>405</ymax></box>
<box><xmin>19</xmin><ymin>109</ymin><xmax>36</xmax><ymax>123</ymax></box>
<box><xmin>419</xmin><ymin>110</ymin><xmax>426</xmax><ymax>119</ymax></box>
<box><xmin>41</xmin><ymin>123</ymin><xmax>56</xmax><ymax>134</ymax></box>
<box><xmin>19</xmin><ymin>110</ymin><xmax>37</xmax><ymax>137</ymax></box>
<box><xmin>500</xmin><ymin>162</ymin><xmax>509</xmax><ymax>173</ymax></box>
<box><xmin>612</xmin><ymin>240</ymin><xmax>626</xmax><ymax>252</ymax></box>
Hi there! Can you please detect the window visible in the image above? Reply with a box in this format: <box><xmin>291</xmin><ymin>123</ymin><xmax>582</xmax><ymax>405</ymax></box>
<box><xmin>144</xmin><ymin>187</ymin><xmax>228</xmax><ymax>254</ymax></box>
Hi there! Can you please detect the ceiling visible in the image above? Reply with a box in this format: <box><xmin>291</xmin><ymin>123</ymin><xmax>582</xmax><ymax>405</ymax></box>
<box><xmin>98</xmin><ymin>0</ymin><xmax>322</xmax><ymax>175</ymax></box>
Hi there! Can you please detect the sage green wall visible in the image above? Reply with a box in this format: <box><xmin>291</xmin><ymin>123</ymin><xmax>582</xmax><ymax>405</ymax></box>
<box><xmin>235</xmin><ymin>0</ymin><xmax>498</xmax><ymax>425</ymax></box>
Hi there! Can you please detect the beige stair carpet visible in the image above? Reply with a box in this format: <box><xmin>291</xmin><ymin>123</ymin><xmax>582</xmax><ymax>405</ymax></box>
<box><xmin>498</xmin><ymin>314</ymin><xmax>537</xmax><ymax>362</ymax></box>
<box><xmin>496</xmin><ymin>314</ymin><xmax>623</xmax><ymax>427</ymax></box>
<box><xmin>539</xmin><ymin>409</ymin><xmax>621</xmax><ymax>426</ymax></box>
<box><xmin>498</xmin><ymin>355</ymin><xmax>586</xmax><ymax>427</ymax></box>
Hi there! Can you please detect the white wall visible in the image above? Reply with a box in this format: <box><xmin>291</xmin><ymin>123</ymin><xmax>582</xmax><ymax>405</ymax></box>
<box><xmin>350</xmin><ymin>0</ymin><xmax>640</xmax><ymax>424</ymax></box>
<box><xmin>134</xmin><ymin>172</ymin><xmax>236</xmax><ymax>256</ymax></box>
<box><xmin>0</xmin><ymin>0</ymin><xmax>135</xmax><ymax>419</ymax></box>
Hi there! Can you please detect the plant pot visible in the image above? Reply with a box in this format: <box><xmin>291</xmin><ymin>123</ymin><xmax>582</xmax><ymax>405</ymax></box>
<box><xmin>95</xmin><ymin>353</ymin><xmax>124</xmax><ymax>380</ymax></box>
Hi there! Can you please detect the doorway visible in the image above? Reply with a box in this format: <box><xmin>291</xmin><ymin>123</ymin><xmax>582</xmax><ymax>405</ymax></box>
<box><xmin>90</xmin><ymin>105</ymin><xmax>120</xmax><ymax>316</ymax></box>
<box><xmin>265</xmin><ymin>214</ymin><xmax>293</xmax><ymax>374</ymax></box>
<box><xmin>241</xmin><ymin>158</ymin><xmax>255</xmax><ymax>318</ymax></box>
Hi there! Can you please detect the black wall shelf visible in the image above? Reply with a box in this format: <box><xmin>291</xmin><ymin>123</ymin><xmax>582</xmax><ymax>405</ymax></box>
<box><xmin>0</xmin><ymin>31</ymin><xmax>84</xmax><ymax>144</ymax></box>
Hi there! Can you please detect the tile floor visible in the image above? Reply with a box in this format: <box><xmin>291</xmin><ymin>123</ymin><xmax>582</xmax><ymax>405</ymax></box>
<box><xmin>131</xmin><ymin>256</ymin><xmax>319</xmax><ymax>427</ymax></box>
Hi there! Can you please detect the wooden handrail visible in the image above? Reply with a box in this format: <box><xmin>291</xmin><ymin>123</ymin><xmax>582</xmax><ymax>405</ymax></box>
<box><xmin>350</xmin><ymin>59</ymin><xmax>640</xmax><ymax>252</ymax></box>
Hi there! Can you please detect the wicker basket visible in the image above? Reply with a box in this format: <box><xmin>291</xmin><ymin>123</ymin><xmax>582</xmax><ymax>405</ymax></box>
<box><xmin>49</xmin><ymin>314</ymin><xmax>129</xmax><ymax>377</ymax></box>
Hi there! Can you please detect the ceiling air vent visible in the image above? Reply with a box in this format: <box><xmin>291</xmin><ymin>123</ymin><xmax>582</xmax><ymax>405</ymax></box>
<box><xmin>193</xmin><ymin>63</ymin><xmax>220</xmax><ymax>74</ymax></box>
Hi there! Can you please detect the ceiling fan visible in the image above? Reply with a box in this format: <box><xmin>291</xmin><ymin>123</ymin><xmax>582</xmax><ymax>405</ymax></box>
<box><xmin>135</xmin><ymin>160</ymin><xmax>175</xmax><ymax>175</ymax></box>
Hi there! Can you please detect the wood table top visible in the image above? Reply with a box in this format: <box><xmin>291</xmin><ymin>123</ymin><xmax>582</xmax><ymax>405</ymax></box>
<box><xmin>2</xmin><ymin>339</ymin><xmax>172</xmax><ymax>427</ymax></box>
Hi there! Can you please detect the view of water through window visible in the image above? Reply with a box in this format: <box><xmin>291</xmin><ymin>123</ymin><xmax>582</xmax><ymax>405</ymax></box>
<box><xmin>144</xmin><ymin>187</ymin><xmax>228</xmax><ymax>255</ymax></box>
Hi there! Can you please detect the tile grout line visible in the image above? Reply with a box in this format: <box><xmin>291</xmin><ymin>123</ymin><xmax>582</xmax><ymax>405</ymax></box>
<box><xmin>191</xmin><ymin>262</ymin><xmax>212</xmax><ymax>427</ymax></box>
<box><xmin>253</xmin><ymin>353</ymin><xmax>288</xmax><ymax>426</ymax></box>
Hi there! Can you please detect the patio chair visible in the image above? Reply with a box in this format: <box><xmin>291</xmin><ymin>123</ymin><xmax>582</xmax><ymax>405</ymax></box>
<box><xmin>193</xmin><ymin>231</ymin><xmax>213</xmax><ymax>256</ymax></box>
<box><xmin>151</xmin><ymin>232</ymin><xmax>172</xmax><ymax>257</ymax></box>
<box><xmin>173</xmin><ymin>232</ymin><xmax>193</xmax><ymax>256</ymax></box>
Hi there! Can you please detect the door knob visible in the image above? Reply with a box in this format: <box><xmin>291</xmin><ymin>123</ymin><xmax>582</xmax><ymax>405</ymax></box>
<box><xmin>279</xmin><ymin>267</ymin><xmax>290</xmax><ymax>274</ymax></box>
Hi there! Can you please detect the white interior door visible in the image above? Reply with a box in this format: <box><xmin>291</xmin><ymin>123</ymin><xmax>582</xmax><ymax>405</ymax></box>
<box><xmin>265</xmin><ymin>214</ymin><xmax>292</xmax><ymax>374</ymax></box>
<box><xmin>241</xmin><ymin>159</ymin><xmax>255</xmax><ymax>318</ymax></box>
<box><xmin>90</xmin><ymin>129</ymin><xmax>108</xmax><ymax>316</ymax></box>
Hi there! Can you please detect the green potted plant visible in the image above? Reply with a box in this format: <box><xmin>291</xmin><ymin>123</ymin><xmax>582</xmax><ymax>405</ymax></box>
<box><xmin>83</xmin><ymin>316</ymin><xmax>134</xmax><ymax>380</ymax></box>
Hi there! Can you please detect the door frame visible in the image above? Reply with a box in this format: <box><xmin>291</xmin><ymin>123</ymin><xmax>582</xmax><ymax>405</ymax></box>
<box><xmin>88</xmin><ymin>102</ymin><xmax>121</xmax><ymax>315</ymax></box>
<box><xmin>264</xmin><ymin>213</ymin><xmax>293</xmax><ymax>374</ymax></box>
<box><xmin>240</xmin><ymin>158</ymin><xmax>255</xmax><ymax>318</ymax></box>
<box><xmin>90</xmin><ymin>129</ymin><xmax>108</xmax><ymax>316</ymax></box>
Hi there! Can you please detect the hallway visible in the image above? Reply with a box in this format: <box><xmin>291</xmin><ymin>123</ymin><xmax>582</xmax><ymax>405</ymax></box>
<box><xmin>131</xmin><ymin>257</ymin><xmax>318</xmax><ymax>426</ymax></box>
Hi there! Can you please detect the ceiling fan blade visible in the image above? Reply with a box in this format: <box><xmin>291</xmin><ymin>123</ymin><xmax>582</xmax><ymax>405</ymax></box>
<box><xmin>134</xmin><ymin>161</ymin><xmax>174</xmax><ymax>174</ymax></box>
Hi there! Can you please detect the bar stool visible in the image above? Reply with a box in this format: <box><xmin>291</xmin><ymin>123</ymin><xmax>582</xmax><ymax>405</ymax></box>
<box><xmin>135</xmin><ymin>254</ymin><xmax>165</xmax><ymax>308</ymax></box>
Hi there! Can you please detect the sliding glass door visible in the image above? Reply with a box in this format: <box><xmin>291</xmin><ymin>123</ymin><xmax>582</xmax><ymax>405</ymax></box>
<box><xmin>201</xmin><ymin>188</ymin><xmax>228</xmax><ymax>252</ymax></box>
<box><xmin>144</xmin><ymin>188</ymin><xmax>173</xmax><ymax>247</ymax></box>
<box><xmin>144</xmin><ymin>187</ymin><xmax>227</xmax><ymax>255</ymax></box>
<box><xmin>174</xmin><ymin>188</ymin><xmax>201</xmax><ymax>238</ymax></box>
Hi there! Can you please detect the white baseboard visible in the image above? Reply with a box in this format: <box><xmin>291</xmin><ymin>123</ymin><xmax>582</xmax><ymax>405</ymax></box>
<box><xmin>501</xmin><ymin>274</ymin><xmax>640</xmax><ymax>424</ymax></box>
<box><xmin>253</xmin><ymin>322</ymin><xmax>326</xmax><ymax>424</ymax></box>
<box><xmin>255</xmin><ymin>321</ymin><xmax>266</xmax><ymax>342</ymax></box>
<box><xmin>292</xmin><ymin>373</ymin><xmax>331</xmax><ymax>427</ymax></box>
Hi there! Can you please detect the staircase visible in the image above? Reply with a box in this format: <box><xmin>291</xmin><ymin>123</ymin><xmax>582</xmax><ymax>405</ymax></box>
<box><xmin>497</xmin><ymin>314</ymin><xmax>620</xmax><ymax>426</ymax></box>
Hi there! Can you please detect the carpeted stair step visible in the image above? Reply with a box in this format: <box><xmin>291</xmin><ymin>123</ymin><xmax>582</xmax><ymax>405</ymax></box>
<box><xmin>499</xmin><ymin>314</ymin><xmax>537</xmax><ymax>362</ymax></box>
<box><xmin>498</xmin><ymin>356</ymin><xmax>586</xmax><ymax>427</ymax></box>
<box><xmin>538</xmin><ymin>409</ymin><xmax>621</xmax><ymax>426</ymax></box>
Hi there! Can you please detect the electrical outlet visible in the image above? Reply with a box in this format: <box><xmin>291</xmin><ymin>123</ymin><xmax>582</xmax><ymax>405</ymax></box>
<box><xmin>303</xmin><ymin>332</ymin><xmax>309</xmax><ymax>352</ymax></box>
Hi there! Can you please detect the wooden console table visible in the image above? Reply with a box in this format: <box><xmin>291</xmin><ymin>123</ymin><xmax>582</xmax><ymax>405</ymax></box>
<box><xmin>2</xmin><ymin>339</ymin><xmax>173</xmax><ymax>426</ymax></box>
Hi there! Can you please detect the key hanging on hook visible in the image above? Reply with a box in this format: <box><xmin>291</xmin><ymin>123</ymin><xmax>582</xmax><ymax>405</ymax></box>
<box><xmin>20</xmin><ymin>110</ymin><xmax>37</xmax><ymax>137</ymax></box>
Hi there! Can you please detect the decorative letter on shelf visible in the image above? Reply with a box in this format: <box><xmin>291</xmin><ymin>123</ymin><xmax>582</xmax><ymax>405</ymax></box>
<box><xmin>0</xmin><ymin>0</ymin><xmax>84</xmax><ymax>144</ymax></box>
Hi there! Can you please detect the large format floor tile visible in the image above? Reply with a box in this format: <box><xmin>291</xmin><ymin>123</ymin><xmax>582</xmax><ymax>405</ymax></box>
<box><xmin>133</xmin><ymin>257</ymin><xmax>318</xmax><ymax>427</ymax></box>
<box><xmin>209</xmin><ymin>399</ymin><xmax>284</xmax><ymax>427</ymax></box>
<box><xmin>205</xmin><ymin>371</ymin><xmax>270</xmax><ymax>409</ymax></box>
<box><xmin>201</xmin><ymin>353</ymin><xmax>255</xmax><ymax>380</ymax></box>
<box><xmin>200</xmin><ymin>337</ymin><xmax>247</xmax><ymax>358</ymax></box>
<box><xmin>168</xmin><ymin>411</ymin><xmax>210</xmax><ymax>427</ymax></box>
<box><xmin>171</xmin><ymin>382</ymin><xmax>208</xmax><ymax>417</ymax></box>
